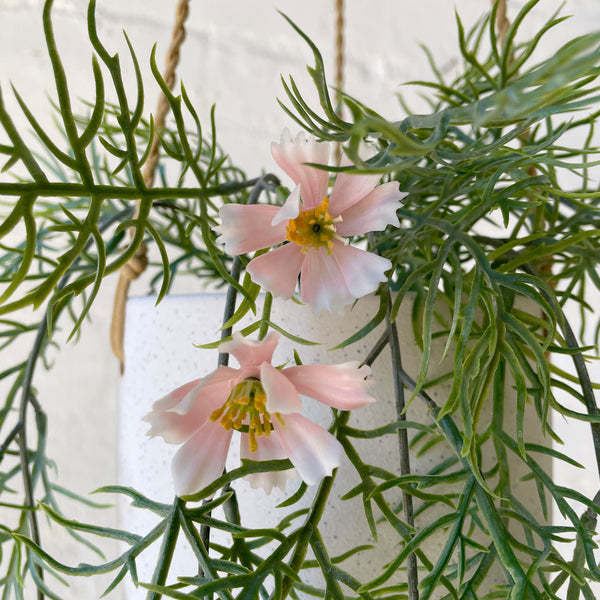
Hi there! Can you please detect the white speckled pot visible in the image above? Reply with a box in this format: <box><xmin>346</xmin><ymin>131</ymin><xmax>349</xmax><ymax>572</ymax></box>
<box><xmin>119</xmin><ymin>293</ymin><xmax>541</xmax><ymax>597</ymax></box>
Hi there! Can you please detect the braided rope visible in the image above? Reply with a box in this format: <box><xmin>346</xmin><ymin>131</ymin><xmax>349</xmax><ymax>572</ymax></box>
<box><xmin>495</xmin><ymin>0</ymin><xmax>510</xmax><ymax>47</ymax></box>
<box><xmin>142</xmin><ymin>0</ymin><xmax>189</xmax><ymax>190</ymax></box>
<box><xmin>110</xmin><ymin>0</ymin><xmax>190</xmax><ymax>372</ymax></box>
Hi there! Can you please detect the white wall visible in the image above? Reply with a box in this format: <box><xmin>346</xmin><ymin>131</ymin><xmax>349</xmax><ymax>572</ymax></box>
<box><xmin>0</xmin><ymin>1</ymin><xmax>599</xmax><ymax>598</ymax></box>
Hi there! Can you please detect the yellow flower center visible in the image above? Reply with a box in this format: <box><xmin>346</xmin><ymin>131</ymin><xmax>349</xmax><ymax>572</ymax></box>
<box><xmin>285</xmin><ymin>197</ymin><xmax>342</xmax><ymax>254</ymax></box>
<box><xmin>209</xmin><ymin>379</ymin><xmax>282</xmax><ymax>452</ymax></box>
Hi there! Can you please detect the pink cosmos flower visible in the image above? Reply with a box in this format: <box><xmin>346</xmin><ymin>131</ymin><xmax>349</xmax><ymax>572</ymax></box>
<box><xmin>144</xmin><ymin>332</ymin><xmax>374</xmax><ymax>496</ymax></box>
<box><xmin>215</xmin><ymin>130</ymin><xmax>407</xmax><ymax>314</ymax></box>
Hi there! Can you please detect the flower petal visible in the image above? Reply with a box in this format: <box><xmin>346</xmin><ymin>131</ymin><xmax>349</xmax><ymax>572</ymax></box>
<box><xmin>271</xmin><ymin>129</ymin><xmax>329</xmax><ymax>209</ymax></box>
<box><xmin>260</xmin><ymin>362</ymin><xmax>303</xmax><ymax>414</ymax></box>
<box><xmin>282</xmin><ymin>363</ymin><xmax>374</xmax><ymax>410</ymax></box>
<box><xmin>144</xmin><ymin>378</ymin><xmax>203</xmax><ymax>443</ymax></box>
<box><xmin>220</xmin><ymin>332</ymin><xmax>281</xmax><ymax>368</ymax></box>
<box><xmin>147</xmin><ymin>378</ymin><xmax>201</xmax><ymax>414</ymax></box>
<box><xmin>171</xmin><ymin>421</ymin><xmax>233</xmax><ymax>497</ymax></box>
<box><xmin>336</xmin><ymin>182</ymin><xmax>407</xmax><ymax>236</ymax></box>
<box><xmin>215</xmin><ymin>204</ymin><xmax>287</xmax><ymax>255</ymax></box>
<box><xmin>328</xmin><ymin>172</ymin><xmax>382</xmax><ymax>217</ymax></box>
<box><xmin>247</xmin><ymin>243</ymin><xmax>304</xmax><ymax>299</ymax></box>
<box><xmin>240</xmin><ymin>431</ymin><xmax>296</xmax><ymax>493</ymax></box>
<box><xmin>274</xmin><ymin>414</ymin><xmax>343</xmax><ymax>486</ymax></box>
<box><xmin>145</xmin><ymin>371</ymin><xmax>236</xmax><ymax>444</ymax></box>
<box><xmin>170</xmin><ymin>367</ymin><xmax>237</xmax><ymax>414</ymax></box>
<box><xmin>299</xmin><ymin>247</ymin><xmax>353</xmax><ymax>314</ymax></box>
<box><xmin>331</xmin><ymin>242</ymin><xmax>391</xmax><ymax>299</ymax></box>
<box><xmin>272</xmin><ymin>184</ymin><xmax>301</xmax><ymax>226</ymax></box>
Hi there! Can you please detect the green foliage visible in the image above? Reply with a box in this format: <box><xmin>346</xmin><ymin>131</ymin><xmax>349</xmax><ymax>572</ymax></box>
<box><xmin>0</xmin><ymin>0</ymin><xmax>599</xmax><ymax>599</ymax></box>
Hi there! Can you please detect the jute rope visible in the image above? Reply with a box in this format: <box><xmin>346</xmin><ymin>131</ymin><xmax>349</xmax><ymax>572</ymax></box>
<box><xmin>495</xmin><ymin>0</ymin><xmax>510</xmax><ymax>47</ymax></box>
<box><xmin>110</xmin><ymin>0</ymin><xmax>190</xmax><ymax>372</ymax></box>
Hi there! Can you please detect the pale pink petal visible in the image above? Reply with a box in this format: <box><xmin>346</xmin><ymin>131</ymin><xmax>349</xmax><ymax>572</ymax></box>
<box><xmin>220</xmin><ymin>332</ymin><xmax>281</xmax><ymax>368</ymax></box>
<box><xmin>145</xmin><ymin>371</ymin><xmax>237</xmax><ymax>444</ymax></box>
<box><xmin>336</xmin><ymin>183</ymin><xmax>406</xmax><ymax>236</ymax></box>
<box><xmin>147</xmin><ymin>379</ymin><xmax>201</xmax><ymax>414</ymax></box>
<box><xmin>260</xmin><ymin>362</ymin><xmax>303</xmax><ymax>414</ymax></box>
<box><xmin>328</xmin><ymin>172</ymin><xmax>382</xmax><ymax>217</ymax></box>
<box><xmin>162</xmin><ymin>383</ymin><xmax>230</xmax><ymax>442</ymax></box>
<box><xmin>171</xmin><ymin>421</ymin><xmax>233</xmax><ymax>496</ymax></box>
<box><xmin>247</xmin><ymin>243</ymin><xmax>304</xmax><ymax>299</ymax></box>
<box><xmin>169</xmin><ymin>367</ymin><xmax>237</xmax><ymax>414</ymax></box>
<box><xmin>282</xmin><ymin>363</ymin><xmax>375</xmax><ymax>410</ymax></box>
<box><xmin>215</xmin><ymin>204</ymin><xmax>287</xmax><ymax>255</ymax></box>
<box><xmin>240</xmin><ymin>431</ymin><xmax>296</xmax><ymax>493</ymax></box>
<box><xmin>300</xmin><ymin>247</ymin><xmax>353</xmax><ymax>315</ymax></box>
<box><xmin>272</xmin><ymin>184</ymin><xmax>301</xmax><ymax>226</ymax></box>
<box><xmin>330</xmin><ymin>242</ymin><xmax>392</xmax><ymax>299</ymax></box>
<box><xmin>271</xmin><ymin>130</ymin><xmax>329</xmax><ymax>209</ymax></box>
<box><xmin>144</xmin><ymin>378</ymin><xmax>203</xmax><ymax>443</ymax></box>
<box><xmin>274</xmin><ymin>414</ymin><xmax>343</xmax><ymax>486</ymax></box>
<box><xmin>145</xmin><ymin>391</ymin><xmax>220</xmax><ymax>444</ymax></box>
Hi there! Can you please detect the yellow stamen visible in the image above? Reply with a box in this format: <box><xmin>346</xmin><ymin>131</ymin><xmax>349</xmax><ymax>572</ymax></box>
<box><xmin>285</xmin><ymin>197</ymin><xmax>343</xmax><ymax>254</ymax></box>
<box><xmin>209</xmin><ymin>379</ymin><xmax>282</xmax><ymax>453</ymax></box>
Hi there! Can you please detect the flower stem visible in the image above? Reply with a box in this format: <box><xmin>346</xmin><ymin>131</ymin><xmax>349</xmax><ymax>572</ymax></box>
<box><xmin>146</xmin><ymin>497</ymin><xmax>182</xmax><ymax>600</ymax></box>
<box><xmin>387</xmin><ymin>312</ymin><xmax>419</xmax><ymax>600</ymax></box>
<box><xmin>280</xmin><ymin>471</ymin><xmax>337</xmax><ymax>599</ymax></box>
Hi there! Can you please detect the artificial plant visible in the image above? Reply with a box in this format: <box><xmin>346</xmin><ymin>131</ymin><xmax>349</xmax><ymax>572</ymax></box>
<box><xmin>0</xmin><ymin>0</ymin><xmax>599</xmax><ymax>599</ymax></box>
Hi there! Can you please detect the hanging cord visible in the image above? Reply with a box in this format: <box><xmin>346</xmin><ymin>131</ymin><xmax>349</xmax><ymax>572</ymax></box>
<box><xmin>495</xmin><ymin>0</ymin><xmax>510</xmax><ymax>47</ymax></box>
<box><xmin>110</xmin><ymin>0</ymin><xmax>190</xmax><ymax>372</ymax></box>
<box><xmin>333</xmin><ymin>0</ymin><xmax>344</xmax><ymax>166</ymax></box>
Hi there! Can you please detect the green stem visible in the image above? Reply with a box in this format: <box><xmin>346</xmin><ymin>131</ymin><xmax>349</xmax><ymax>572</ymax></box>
<box><xmin>146</xmin><ymin>498</ymin><xmax>182</xmax><ymax>600</ymax></box>
<box><xmin>280</xmin><ymin>472</ymin><xmax>336</xmax><ymax>599</ymax></box>
<box><xmin>177</xmin><ymin>505</ymin><xmax>234</xmax><ymax>600</ymax></box>
<box><xmin>0</xmin><ymin>179</ymin><xmax>265</xmax><ymax>200</ymax></box>
<box><xmin>0</xmin><ymin>87</ymin><xmax>47</xmax><ymax>183</ymax></box>
<box><xmin>565</xmin><ymin>490</ymin><xmax>600</xmax><ymax>600</ymax></box>
<box><xmin>43</xmin><ymin>0</ymin><xmax>94</xmax><ymax>188</ymax></box>
<box><xmin>309</xmin><ymin>528</ymin><xmax>346</xmax><ymax>600</ymax></box>
<box><xmin>387</xmin><ymin>304</ymin><xmax>419</xmax><ymax>600</ymax></box>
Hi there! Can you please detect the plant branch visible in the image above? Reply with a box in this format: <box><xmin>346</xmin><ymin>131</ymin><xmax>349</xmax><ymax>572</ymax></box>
<box><xmin>14</xmin><ymin>207</ymin><xmax>132</xmax><ymax>598</ymax></box>
<box><xmin>386</xmin><ymin>304</ymin><xmax>419</xmax><ymax>600</ymax></box>
<box><xmin>0</xmin><ymin>179</ymin><xmax>267</xmax><ymax>200</ymax></box>
<box><xmin>280</xmin><ymin>468</ymin><xmax>337</xmax><ymax>599</ymax></box>
<box><xmin>146</xmin><ymin>497</ymin><xmax>182</xmax><ymax>600</ymax></box>
<box><xmin>521</xmin><ymin>263</ymin><xmax>600</xmax><ymax>478</ymax></box>
<box><xmin>565</xmin><ymin>490</ymin><xmax>600</xmax><ymax>600</ymax></box>
<box><xmin>363</xmin><ymin>319</ymin><xmax>537</xmax><ymax>594</ymax></box>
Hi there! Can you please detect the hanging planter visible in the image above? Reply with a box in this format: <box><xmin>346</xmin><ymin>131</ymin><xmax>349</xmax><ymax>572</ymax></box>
<box><xmin>119</xmin><ymin>290</ymin><xmax>550</xmax><ymax>598</ymax></box>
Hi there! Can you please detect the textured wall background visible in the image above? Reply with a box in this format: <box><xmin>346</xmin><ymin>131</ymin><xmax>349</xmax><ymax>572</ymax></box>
<box><xmin>0</xmin><ymin>0</ymin><xmax>599</xmax><ymax>598</ymax></box>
